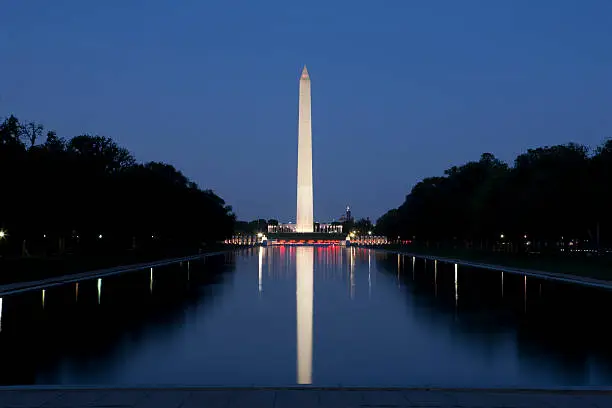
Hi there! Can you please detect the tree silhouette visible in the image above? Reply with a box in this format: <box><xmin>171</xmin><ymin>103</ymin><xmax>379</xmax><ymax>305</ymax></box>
<box><xmin>377</xmin><ymin>144</ymin><xmax>612</xmax><ymax>252</ymax></box>
<box><xmin>0</xmin><ymin>115</ymin><xmax>235</xmax><ymax>258</ymax></box>
<box><xmin>19</xmin><ymin>121</ymin><xmax>44</xmax><ymax>148</ymax></box>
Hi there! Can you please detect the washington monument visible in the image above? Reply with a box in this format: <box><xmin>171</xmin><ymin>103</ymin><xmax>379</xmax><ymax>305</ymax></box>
<box><xmin>296</xmin><ymin>66</ymin><xmax>314</xmax><ymax>233</ymax></box>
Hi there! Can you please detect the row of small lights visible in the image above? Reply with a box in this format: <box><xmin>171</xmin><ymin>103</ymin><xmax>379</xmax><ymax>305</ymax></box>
<box><xmin>0</xmin><ymin>231</ymin><xmax>103</xmax><ymax>240</ymax></box>
<box><xmin>349</xmin><ymin>231</ymin><xmax>373</xmax><ymax>238</ymax></box>
<box><xmin>500</xmin><ymin>234</ymin><xmax>527</xmax><ymax>239</ymax></box>
<box><xmin>0</xmin><ymin>229</ymin><xmax>583</xmax><ymax>243</ymax></box>
<box><xmin>500</xmin><ymin>234</ymin><xmax>588</xmax><ymax>242</ymax></box>
<box><xmin>0</xmin><ymin>230</ymin><xmax>159</xmax><ymax>240</ymax></box>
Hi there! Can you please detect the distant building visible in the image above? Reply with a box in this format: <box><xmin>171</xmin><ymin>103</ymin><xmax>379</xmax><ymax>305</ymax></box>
<box><xmin>269</xmin><ymin>223</ymin><xmax>297</xmax><ymax>233</ymax></box>
<box><xmin>315</xmin><ymin>223</ymin><xmax>343</xmax><ymax>233</ymax></box>
<box><xmin>338</xmin><ymin>205</ymin><xmax>353</xmax><ymax>223</ymax></box>
<box><xmin>268</xmin><ymin>222</ymin><xmax>342</xmax><ymax>234</ymax></box>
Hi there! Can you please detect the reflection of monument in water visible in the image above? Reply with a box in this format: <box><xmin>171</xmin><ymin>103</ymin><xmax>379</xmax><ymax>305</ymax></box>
<box><xmin>258</xmin><ymin>246</ymin><xmax>314</xmax><ymax>384</ymax></box>
<box><xmin>296</xmin><ymin>246</ymin><xmax>314</xmax><ymax>384</ymax></box>
<box><xmin>258</xmin><ymin>246</ymin><xmax>376</xmax><ymax>384</ymax></box>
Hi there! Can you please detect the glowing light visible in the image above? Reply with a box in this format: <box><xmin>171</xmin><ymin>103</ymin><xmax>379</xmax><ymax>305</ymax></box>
<box><xmin>42</xmin><ymin>289</ymin><xmax>45</xmax><ymax>308</ymax></box>
<box><xmin>500</xmin><ymin>234</ymin><xmax>504</xmax><ymax>239</ymax></box>
<box><xmin>257</xmin><ymin>232</ymin><xmax>263</xmax><ymax>238</ymax></box>
<box><xmin>258</xmin><ymin>246</ymin><xmax>263</xmax><ymax>293</ymax></box>
<box><xmin>368</xmin><ymin>251</ymin><xmax>372</xmax><ymax>298</ymax></box>
<box><xmin>43</xmin><ymin>234</ymin><xmax>46</xmax><ymax>238</ymax></box>
<box><xmin>350</xmin><ymin>260</ymin><xmax>355</xmax><ymax>298</ymax></box>
<box><xmin>75</xmin><ymin>282</ymin><xmax>79</xmax><ymax>301</ymax></box>
<box><xmin>368</xmin><ymin>231</ymin><xmax>372</xmax><ymax>235</ymax></box>
<box><xmin>350</xmin><ymin>249</ymin><xmax>356</xmax><ymax>298</ymax></box>
<box><xmin>397</xmin><ymin>253</ymin><xmax>401</xmax><ymax>277</ymax></box>
<box><xmin>434</xmin><ymin>260</ymin><xmax>438</xmax><ymax>297</ymax></box>
<box><xmin>524</xmin><ymin>275</ymin><xmax>527</xmax><ymax>313</ymax></box>
<box><xmin>0</xmin><ymin>230</ymin><xmax>6</xmax><ymax>239</ymax></box>
<box><xmin>501</xmin><ymin>272</ymin><xmax>504</xmax><ymax>298</ymax></box>
<box><xmin>98</xmin><ymin>234</ymin><xmax>103</xmax><ymax>239</ymax></box>
<box><xmin>97</xmin><ymin>278</ymin><xmax>102</xmax><ymax>304</ymax></box>
<box><xmin>454</xmin><ymin>264</ymin><xmax>458</xmax><ymax>307</ymax></box>
<box><xmin>150</xmin><ymin>267</ymin><xmax>154</xmax><ymax>293</ymax></box>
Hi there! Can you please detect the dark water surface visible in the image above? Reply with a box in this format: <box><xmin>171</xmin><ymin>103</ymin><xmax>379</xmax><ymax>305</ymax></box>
<box><xmin>1</xmin><ymin>247</ymin><xmax>612</xmax><ymax>387</ymax></box>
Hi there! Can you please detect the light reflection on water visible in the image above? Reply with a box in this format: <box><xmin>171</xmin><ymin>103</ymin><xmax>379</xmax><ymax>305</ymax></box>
<box><xmin>454</xmin><ymin>263</ymin><xmax>458</xmax><ymax>307</ymax></box>
<box><xmin>296</xmin><ymin>247</ymin><xmax>313</xmax><ymax>384</ymax></box>
<box><xmin>1</xmin><ymin>247</ymin><xmax>612</xmax><ymax>387</ymax></box>
<box><xmin>434</xmin><ymin>259</ymin><xmax>437</xmax><ymax>298</ymax></box>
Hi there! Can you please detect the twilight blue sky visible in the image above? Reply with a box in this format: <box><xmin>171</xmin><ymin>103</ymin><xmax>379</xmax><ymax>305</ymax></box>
<box><xmin>1</xmin><ymin>1</ymin><xmax>611</xmax><ymax>222</ymax></box>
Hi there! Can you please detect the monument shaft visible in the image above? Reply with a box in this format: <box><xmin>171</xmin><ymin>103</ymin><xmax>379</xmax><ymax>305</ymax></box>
<box><xmin>296</xmin><ymin>66</ymin><xmax>314</xmax><ymax>232</ymax></box>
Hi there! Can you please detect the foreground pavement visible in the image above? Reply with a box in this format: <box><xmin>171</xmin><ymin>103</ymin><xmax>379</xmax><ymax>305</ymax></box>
<box><xmin>1</xmin><ymin>388</ymin><xmax>612</xmax><ymax>408</ymax></box>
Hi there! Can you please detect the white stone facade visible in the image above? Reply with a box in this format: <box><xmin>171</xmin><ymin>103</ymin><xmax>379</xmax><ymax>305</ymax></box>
<box><xmin>296</xmin><ymin>66</ymin><xmax>314</xmax><ymax>233</ymax></box>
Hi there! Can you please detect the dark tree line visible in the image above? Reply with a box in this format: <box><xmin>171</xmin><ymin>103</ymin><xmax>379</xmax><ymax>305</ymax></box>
<box><xmin>376</xmin><ymin>141</ymin><xmax>612</xmax><ymax>252</ymax></box>
<box><xmin>344</xmin><ymin>218</ymin><xmax>373</xmax><ymax>235</ymax></box>
<box><xmin>235</xmin><ymin>219</ymin><xmax>275</xmax><ymax>234</ymax></box>
<box><xmin>0</xmin><ymin>115</ymin><xmax>235</xmax><ymax>257</ymax></box>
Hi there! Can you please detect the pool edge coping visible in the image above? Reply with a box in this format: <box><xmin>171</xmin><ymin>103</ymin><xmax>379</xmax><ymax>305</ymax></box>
<box><xmin>368</xmin><ymin>247</ymin><xmax>612</xmax><ymax>291</ymax></box>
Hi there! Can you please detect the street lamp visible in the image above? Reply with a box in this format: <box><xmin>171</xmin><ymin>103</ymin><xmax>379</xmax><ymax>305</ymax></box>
<box><xmin>500</xmin><ymin>234</ymin><xmax>504</xmax><ymax>239</ymax></box>
<box><xmin>0</xmin><ymin>230</ymin><xmax>5</xmax><ymax>239</ymax></box>
<box><xmin>368</xmin><ymin>231</ymin><xmax>372</xmax><ymax>235</ymax></box>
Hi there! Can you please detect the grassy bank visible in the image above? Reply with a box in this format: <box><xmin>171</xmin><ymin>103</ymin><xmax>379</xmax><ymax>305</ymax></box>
<box><xmin>370</xmin><ymin>245</ymin><xmax>612</xmax><ymax>282</ymax></box>
<box><xmin>0</xmin><ymin>244</ymin><xmax>239</xmax><ymax>285</ymax></box>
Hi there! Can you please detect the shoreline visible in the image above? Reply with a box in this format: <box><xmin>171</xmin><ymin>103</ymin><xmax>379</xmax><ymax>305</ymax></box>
<box><xmin>366</xmin><ymin>246</ymin><xmax>612</xmax><ymax>291</ymax></box>
<box><xmin>0</xmin><ymin>249</ymin><xmax>242</xmax><ymax>297</ymax></box>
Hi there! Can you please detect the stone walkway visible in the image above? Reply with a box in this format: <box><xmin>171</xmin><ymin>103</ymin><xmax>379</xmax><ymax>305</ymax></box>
<box><xmin>1</xmin><ymin>388</ymin><xmax>612</xmax><ymax>407</ymax></box>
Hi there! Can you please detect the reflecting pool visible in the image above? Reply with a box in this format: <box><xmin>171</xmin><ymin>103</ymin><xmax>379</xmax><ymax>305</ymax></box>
<box><xmin>1</xmin><ymin>247</ymin><xmax>612</xmax><ymax>387</ymax></box>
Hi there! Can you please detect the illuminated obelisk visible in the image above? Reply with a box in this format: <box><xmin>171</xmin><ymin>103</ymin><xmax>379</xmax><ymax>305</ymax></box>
<box><xmin>296</xmin><ymin>65</ymin><xmax>314</xmax><ymax>232</ymax></box>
